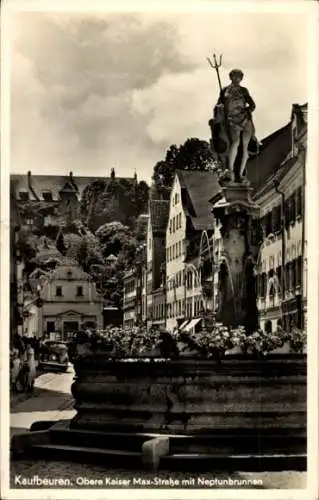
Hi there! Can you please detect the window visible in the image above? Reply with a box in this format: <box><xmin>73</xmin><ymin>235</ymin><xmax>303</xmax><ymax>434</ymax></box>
<box><xmin>76</xmin><ymin>286</ymin><xmax>83</xmax><ymax>297</ymax></box>
<box><xmin>291</xmin><ymin>260</ymin><xmax>297</xmax><ymax>290</ymax></box>
<box><xmin>296</xmin><ymin>187</ymin><xmax>302</xmax><ymax>217</ymax></box>
<box><xmin>276</xmin><ymin>266</ymin><xmax>282</xmax><ymax>295</ymax></box>
<box><xmin>174</xmin><ymin>193</ymin><xmax>178</xmax><ymax>205</ymax></box>
<box><xmin>291</xmin><ymin>192</ymin><xmax>296</xmax><ymax>222</ymax></box>
<box><xmin>42</xmin><ymin>190</ymin><xmax>53</xmax><ymax>201</ymax></box>
<box><xmin>262</xmin><ymin>273</ymin><xmax>267</xmax><ymax>297</ymax></box>
<box><xmin>265</xmin><ymin>211</ymin><xmax>273</xmax><ymax>235</ymax></box>
<box><xmin>56</xmin><ymin>286</ymin><xmax>62</xmax><ymax>297</ymax></box>
<box><xmin>19</xmin><ymin>191</ymin><xmax>29</xmax><ymax>201</ymax></box>
<box><xmin>272</xmin><ymin>205</ymin><xmax>281</xmax><ymax>233</ymax></box>
<box><xmin>173</xmin><ymin>217</ymin><xmax>176</xmax><ymax>233</ymax></box>
<box><xmin>169</xmin><ymin>220</ymin><xmax>172</xmax><ymax>233</ymax></box>
<box><xmin>265</xmin><ymin>320</ymin><xmax>272</xmax><ymax>333</ymax></box>
<box><xmin>296</xmin><ymin>256</ymin><xmax>302</xmax><ymax>286</ymax></box>
<box><xmin>46</xmin><ymin>321</ymin><xmax>55</xmax><ymax>333</ymax></box>
<box><xmin>285</xmin><ymin>263</ymin><xmax>291</xmax><ymax>291</ymax></box>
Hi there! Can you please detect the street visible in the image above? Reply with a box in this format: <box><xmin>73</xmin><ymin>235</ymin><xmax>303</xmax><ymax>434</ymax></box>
<box><xmin>9</xmin><ymin>368</ymin><xmax>306</xmax><ymax>490</ymax></box>
<box><xmin>10</xmin><ymin>367</ymin><xmax>76</xmax><ymax>438</ymax></box>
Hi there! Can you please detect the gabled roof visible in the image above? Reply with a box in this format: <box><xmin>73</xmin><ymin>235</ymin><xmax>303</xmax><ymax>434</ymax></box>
<box><xmin>59</xmin><ymin>180</ymin><xmax>77</xmax><ymax>193</ymax></box>
<box><xmin>11</xmin><ymin>173</ymin><xmax>135</xmax><ymax>201</ymax></box>
<box><xmin>246</xmin><ymin>123</ymin><xmax>292</xmax><ymax>190</ymax></box>
<box><xmin>48</xmin><ymin>258</ymin><xmax>92</xmax><ymax>282</ymax></box>
<box><xmin>176</xmin><ymin>170</ymin><xmax>221</xmax><ymax>231</ymax></box>
<box><xmin>149</xmin><ymin>199</ymin><xmax>170</xmax><ymax>235</ymax></box>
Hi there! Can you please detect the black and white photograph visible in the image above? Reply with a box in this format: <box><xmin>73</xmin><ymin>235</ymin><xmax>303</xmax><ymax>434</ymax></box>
<box><xmin>1</xmin><ymin>1</ymin><xmax>318</xmax><ymax>498</ymax></box>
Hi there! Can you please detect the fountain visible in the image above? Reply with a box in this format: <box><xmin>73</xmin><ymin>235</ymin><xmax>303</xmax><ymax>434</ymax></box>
<box><xmin>11</xmin><ymin>64</ymin><xmax>306</xmax><ymax>473</ymax></box>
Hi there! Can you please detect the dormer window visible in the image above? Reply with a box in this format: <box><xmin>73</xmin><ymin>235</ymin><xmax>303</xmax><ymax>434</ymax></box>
<box><xmin>42</xmin><ymin>190</ymin><xmax>53</xmax><ymax>201</ymax></box>
<box><xmin>19</xmin><ymin>191</ymin><xmax>29</xmax><ymax>201</ymax></box>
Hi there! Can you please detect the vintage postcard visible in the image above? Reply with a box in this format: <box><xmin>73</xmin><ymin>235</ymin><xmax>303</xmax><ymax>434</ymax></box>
<box><xmin>1</xmin><ymin>1</ymin><xmax>318</xmax><ymax>499</ymax></box>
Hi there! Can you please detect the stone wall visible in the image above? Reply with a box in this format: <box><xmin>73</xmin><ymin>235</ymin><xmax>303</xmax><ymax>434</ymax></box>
<box><xmin>70</xmin><ymin>356</ymin><xmax>306</xmax><ymax>436</ymax></box>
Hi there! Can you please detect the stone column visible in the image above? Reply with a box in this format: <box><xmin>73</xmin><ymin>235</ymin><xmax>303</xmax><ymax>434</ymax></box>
<box><xmin>211</xmin><ymin>182</ymin><xmax>260</xmax><ymax>333</ymax></box>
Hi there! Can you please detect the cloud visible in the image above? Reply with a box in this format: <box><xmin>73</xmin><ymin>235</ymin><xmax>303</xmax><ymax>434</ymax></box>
<box><xmin>9</xmin><ymin>10</ymin><xmax>308</xmax><ymax>182</ymax></box>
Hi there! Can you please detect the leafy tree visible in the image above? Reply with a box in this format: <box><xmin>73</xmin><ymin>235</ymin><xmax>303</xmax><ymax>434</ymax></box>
<box><xmin>96</xmin><ymin>221</ymin><xmax>135</xmax><ymax>258</ymax></box>
<box><xmin>153</xmin><ymin>138</ymin><xmax>214</xmax><ymax>190</ymax></box>
<box><xmin>80</xmin><ymin>179</ymin><xmax>108</xmax><ymax>228</ymax></box>
<box><xmin>80</xmin><ymin>177</ymin><xmax>149</xmax><ymax>231</ymax></box>
<box><xmin>93</xmin><ymin>221</ymin><xmax>138</xmax><ymax>310</ymax></box>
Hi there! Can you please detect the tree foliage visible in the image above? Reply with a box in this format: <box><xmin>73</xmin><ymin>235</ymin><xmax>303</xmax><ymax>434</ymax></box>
<box><xmin>152</xmin><ymin>138</ymin><xmax>214</xmax><ymax>190</ymax></box>
<box><xmin>80</xmin><ymin>172</ymin><xmax>149</xmax><ymax>232</ymax></box>
<box><xmin>93</xmin><ymin>221</ymin><xmax>138</xmax><ymax>310</ymax></box>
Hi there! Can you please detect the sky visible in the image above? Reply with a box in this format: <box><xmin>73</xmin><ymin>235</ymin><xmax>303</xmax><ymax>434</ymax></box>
<box><xmin>9</xmin><ymin>8</ymin><xmax>309</xmax><ymax>182</ymax></box>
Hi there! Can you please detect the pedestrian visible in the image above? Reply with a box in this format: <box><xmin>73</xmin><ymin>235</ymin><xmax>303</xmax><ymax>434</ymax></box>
<box><xmin>24</xmin><ymin>344</ymin><xmax>37</xmax><ymax>392</ymax></box>
<box><xmin>10</xmin><ymin>349</ymin><xmax>21</xmax><ymax>393</ymax></box>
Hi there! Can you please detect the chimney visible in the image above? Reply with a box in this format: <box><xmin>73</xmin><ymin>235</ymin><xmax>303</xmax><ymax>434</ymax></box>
<box><xmin>27</xmin><ymin>170</ymin><xmax>39</xmax><ymax>200</ymax></box>
<box><xmin>69</xmin><ymin>171</ymin><xmax>78</xmax><ymax>192</ymax></box>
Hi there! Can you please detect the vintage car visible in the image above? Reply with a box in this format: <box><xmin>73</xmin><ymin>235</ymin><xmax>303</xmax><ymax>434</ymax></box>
<box><xmin>38</xmin><ymin>340</ymin><xmax>69</xmax><ymax>372</ymax></box>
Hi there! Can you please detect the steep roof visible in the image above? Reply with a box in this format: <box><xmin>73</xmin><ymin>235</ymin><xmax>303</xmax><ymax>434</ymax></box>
<box><xmin>11</xmin><ymin>173</ymin><xmax>135</xmax><ymax>201</ymax></box>
<box><xmin>176</xmin><ymin>170</ymin><xmax>221</xmax><ymax>231</ymax></box>
<box><xmin>149</xmin><ymin>199</ymin><xmax>170</xmax><ymax>235</ymax></box>
<box><xmin>246</xmin><ymin>123</ymin><xmax>292</xmax><ymax>190</ymax></box>
<box><xmin>246</xmin><ymin>103</ymin><xmax>307</xmax><ymax>192</ymax></box>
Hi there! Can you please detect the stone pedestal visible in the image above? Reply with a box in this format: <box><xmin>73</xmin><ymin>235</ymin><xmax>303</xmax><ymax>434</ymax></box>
<box><xmin>212</xmin><ymin>181</ymin><xmax>260</xmax><ymax>332</ymax></box>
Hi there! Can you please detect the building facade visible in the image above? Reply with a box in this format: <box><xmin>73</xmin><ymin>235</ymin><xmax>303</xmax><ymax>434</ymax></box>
<box><xmin>123</xmin><ymin>269</ymin><xmax>137</xmax><ymax>329</ymax></box>
<box><xmin>39</xmin><ymin>258</ymin><xmax>103</xmax><ymax>340</ymax></box>
<box><xmin>121</xmin><ymin>104</ymin><xmax>306</xmax><ymax>335</ymax></box>
<box><xmin>252</xmin><ymin>104</ymin><xmax>307</xmax><ymax>331</ymax></box>
<box><xmin>146</xmin><ymin>199</ymin><xmax>169</xmax><ymax>329</ymax></box>
<box><xmin>165</xmin><ymin>170</ymin><xmax>221</xmax><ymax>332</ymax></box>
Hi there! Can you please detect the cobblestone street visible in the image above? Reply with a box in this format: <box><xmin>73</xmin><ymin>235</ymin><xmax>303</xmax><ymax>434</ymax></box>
<box><xmin>10</xmin><ymin>368</ymin><xmax>306</xmax><ymax>491</ymax></box>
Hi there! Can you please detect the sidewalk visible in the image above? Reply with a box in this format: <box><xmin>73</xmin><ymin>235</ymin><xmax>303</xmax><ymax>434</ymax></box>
<box><xmin>10</xmin><ymin>369</ymin><xmax>75</xmax><ymax>438</ymax></box>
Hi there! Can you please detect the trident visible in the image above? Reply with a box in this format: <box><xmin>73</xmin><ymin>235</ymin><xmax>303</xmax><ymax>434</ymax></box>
<box><xmin>207</xmin><ymin>54</ymin><xmax>223</xmax><ymax>93</ymax></box>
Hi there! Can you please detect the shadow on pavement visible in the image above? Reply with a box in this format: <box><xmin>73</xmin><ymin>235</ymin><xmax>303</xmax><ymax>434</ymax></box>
<box><xmin>11</xmin><ymin>386</ymin><xmax>74</xmax><ymax>413</ymax></box>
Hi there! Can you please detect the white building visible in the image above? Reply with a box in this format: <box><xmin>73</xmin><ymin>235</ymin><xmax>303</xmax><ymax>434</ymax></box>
<box><xmin>165</xmin><ymin>170</ymin><xmax>221</xmax><ymax>332</ymax></box>
<box><xmin>39</xmin><ymin>257</ymin><xmax>103</xmax><ymax>340</ymax></box>
<box><xmin>123</xmin><ymin>268</ymin><xmax>136</xmax><ymax>329</ymax></box>
<box><xmin>250</xmin><ymin>104</ymin><xmax>307</xmax><ymax>332</ymax></box>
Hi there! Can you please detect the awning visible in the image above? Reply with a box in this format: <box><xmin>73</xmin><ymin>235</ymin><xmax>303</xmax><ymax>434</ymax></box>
<box><xmin>179</xmin><ymin>320</ymin><xmax>189</xmax><ymax>331</ymax></box>
<box><xmin>183</xmin><ymin>317</ymin><xmax>202</xmax><ymax>332</ymax></box>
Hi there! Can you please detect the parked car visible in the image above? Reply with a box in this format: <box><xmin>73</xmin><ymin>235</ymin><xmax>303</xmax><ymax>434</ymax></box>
<box><xmin>38</xmin><ymin>340</ymin><xmax>69</xmax><ymax>372</ymax></box>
